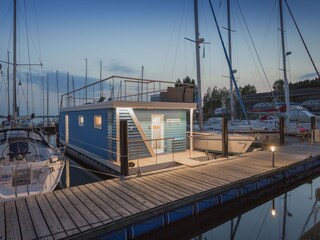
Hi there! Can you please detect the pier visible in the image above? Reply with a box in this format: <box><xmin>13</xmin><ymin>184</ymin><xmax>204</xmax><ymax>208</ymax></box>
<box><xmin>1</xmin><ymin>142</ymin><xmax>320</xmax><ymax>239</ymax></box>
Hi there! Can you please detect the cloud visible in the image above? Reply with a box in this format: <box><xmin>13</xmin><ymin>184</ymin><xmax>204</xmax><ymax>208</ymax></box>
<box><xmin>107</xmin><ymin>61</ymin><xmax>136</xmax><ymax>75</ymax></box>
<box><xmin>300</xmin><ymin>72</ymin><xmax>317</xmax><ymax>80</ymax></box>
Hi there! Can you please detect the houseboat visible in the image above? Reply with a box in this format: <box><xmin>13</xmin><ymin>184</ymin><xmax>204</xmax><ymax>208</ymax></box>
<box><xmin>58</xmin><ymin>76</ymin><xmax>199</xmax><ymax>174</ymax></box>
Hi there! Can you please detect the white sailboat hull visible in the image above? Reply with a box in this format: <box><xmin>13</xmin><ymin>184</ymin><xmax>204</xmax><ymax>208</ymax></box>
<box><xmin>192</xmin><ymin>132</ymin><xmax>255</xmax><ymax>154</ymax></box>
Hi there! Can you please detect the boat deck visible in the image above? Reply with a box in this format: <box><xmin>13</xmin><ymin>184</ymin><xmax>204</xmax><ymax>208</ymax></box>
<box><xmin>1</xmin><ymin>142</ymin><xmax>320</xmax><ymax>239</ymax></box>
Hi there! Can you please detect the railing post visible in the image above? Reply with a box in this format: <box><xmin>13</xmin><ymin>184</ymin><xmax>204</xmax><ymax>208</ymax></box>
<box><xmin>65</xmin><ymin>159</ymin><xmax>70</xmax><ymax>189</ymax></box>
<box><xmin>311</xmin><ymin>116</ymin><xmax>316</xmax><ymax>142</ymax></box>
<box><xmin>172</xmin><ymin>138</ymin><xmax>175</xmax><ymax>161</ymax></box>
<box><xmin>156</xmin><ymin>139</ymin><xmax>158</xmax><ymax>164</ymax></box>
<box><xmin>120</xmin><ymin>120</ymin><xmax>129</xmax><ymax>176</ymax></box>
<box><xmin>222</xmin><ymin>117</ymin><xmax>228</xmax><ymax>156</ymax></box>
<box><xmin>279</xmin><ymin>116</ymin><xmax>285</xmax><ymax>145</ymax></box>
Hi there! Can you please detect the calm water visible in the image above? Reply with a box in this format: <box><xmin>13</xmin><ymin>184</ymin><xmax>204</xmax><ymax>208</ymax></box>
<box><xmin>136</xmin><ymin>171</ymin><xmax>320</xmax><ymax>240</ymax></box>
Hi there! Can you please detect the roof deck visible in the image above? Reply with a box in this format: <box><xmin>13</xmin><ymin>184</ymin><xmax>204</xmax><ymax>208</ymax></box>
<box><xmin>60</xmin><ymin>75</ymin><xmax>196</xmax><ymax>109</ymax></box>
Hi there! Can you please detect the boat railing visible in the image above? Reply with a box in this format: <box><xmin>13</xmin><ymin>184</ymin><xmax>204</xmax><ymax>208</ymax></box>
<box><xmin>60</xmin><ymin>75</ymin><xmax>195</xmax><ymax>108</ymax></box>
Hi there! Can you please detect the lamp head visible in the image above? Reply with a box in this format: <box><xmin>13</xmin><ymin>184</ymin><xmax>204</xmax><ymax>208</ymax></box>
<box><xmin>270</xmin><ymin>146</ymin><xmax>275</xmax><ymax>152</ymax></box>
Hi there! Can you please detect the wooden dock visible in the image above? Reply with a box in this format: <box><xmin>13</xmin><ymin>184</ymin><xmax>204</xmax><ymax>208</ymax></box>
<box><xmin>1</xmin><ymin>142</ymin><xmax>320</xmax><ymax>239</ymax></box>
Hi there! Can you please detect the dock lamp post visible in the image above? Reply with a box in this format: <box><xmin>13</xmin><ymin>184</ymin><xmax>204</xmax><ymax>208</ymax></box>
<box><xmin>271</xmin><ymin>199</ymin><xmax>276</xmax><ymax>217</ymax></box>
<box><xmin>270</xmin><ymin>146</ymin><xmax>275</xmax><ymax>167</ymax></box>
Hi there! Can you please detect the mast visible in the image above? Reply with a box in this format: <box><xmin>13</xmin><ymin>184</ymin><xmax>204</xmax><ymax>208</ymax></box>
<box><xmin>85</xmin><ymin>58</ymin><xmax>88</xmax><ymax>103</ymax></box>
<box><xmin>7</xmin><ymin>52</ymin><xmax>10</xmax><ymax>115</ymax></box>
<box><xmin>227</xmin><ymin>0</ymin><xmax>235</xmax><ymax>122</ymax></box>
<box><xmin>279</xmin><ymin>0</ymin><xmax>290</xmax><ymax>121</ymax></box>
<box><xmin>194</xmin><ymin>0</ymin><xmax>203</xmax><ymax>129</ymax></box>
<box><xmin>47</xmin><ymin>73</ymin><xmax>49</xmax><ymax>122</ymax></box>
<box><xmin>13</xmin><ymin>0</ymin><xmax>17</xmax><ymax>119</ymax></box>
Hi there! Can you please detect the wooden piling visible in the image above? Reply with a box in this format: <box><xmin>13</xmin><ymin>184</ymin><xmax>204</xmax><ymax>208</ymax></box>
<box><xmin>66</xmin><ymin>159</ymin><xmax>70</xmax><ymax>189</ymax></box>
<box><xmin>222</xmin><ymin>118</ymin><xmax>228</xmax><ymax>156</ymax></box>
<box><xmin>279</xmin><ymin>117</ymin><xmax>285</xmax><ymax>145</ymax></box>
<box><xmin>120</xmin><ymin>120</ymin><xmax>129</xmax><ymax>176</ymax></box>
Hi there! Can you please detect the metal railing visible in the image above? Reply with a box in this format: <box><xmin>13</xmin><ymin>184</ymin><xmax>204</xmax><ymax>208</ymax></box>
<box><xmin>60</xmin><ymin>75</ymin><xmax>194</xmax><ymax>108</ymax></box>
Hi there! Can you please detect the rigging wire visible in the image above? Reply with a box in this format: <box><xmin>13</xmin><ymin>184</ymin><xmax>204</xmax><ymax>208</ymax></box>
<box><xmin>284</xmin><ymin>0</ymin><xmax>320</xmax><ymax>79</ymax></box>
<box><xmin>208</xmin><ymin>0</ymin><xmax>249</xmax><ymax>122</ymax></box>
<box><xmin>235</xmin><ymin>0</ymin><xmax>276</xmax><ymax>101</ymax></box>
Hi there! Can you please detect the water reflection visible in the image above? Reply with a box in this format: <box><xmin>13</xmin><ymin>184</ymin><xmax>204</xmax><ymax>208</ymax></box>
<box><xmin>137</xmin><ymin>170</ymin><xmax>320</xmax><ymax>240</ymax></box>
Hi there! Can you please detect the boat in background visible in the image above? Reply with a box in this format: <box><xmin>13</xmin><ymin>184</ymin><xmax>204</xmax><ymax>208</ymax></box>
<box><xmin>0</xmin><ymin>0</ymin><xmax>65</xmax><ymax>201</ymax></box>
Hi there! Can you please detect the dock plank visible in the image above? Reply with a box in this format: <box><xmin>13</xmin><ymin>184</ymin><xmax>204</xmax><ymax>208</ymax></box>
<box><xmin>86</xmin><ymin>182</ymin><xmax>132</xmax><ymax>217</ymax></box>
<box><xmin>0</xmin><ymin>202</ymin><xmax>4</xmax><ymax>240</ymax></box>
<box><xmin>36</xmin><ymin>194</ymin><xmax>67</xmax><ymax>239</ymax></box>
<box><xmin>15</xmin><ymin>198</ymin><xmax>36</xmax><ymax>240</ymax></box>
<box><xmin>98</xmin><ymin>180</ymin><xmax>150</xmax><ymax>211</ymax></box>
<box><xmin>70</xmin><ymin>187</ymin><xmax>111</xmax><ymax>224</ymax></box>
<box><xmin>25</xmin><ymin>196</ymin><xmax>53</xmax><ymax>240</ymax></box>
<box><xmin>113</xmin><ymin>178</ymin><xmax>167</xmax><ymax>205</ymax></box>
<box><xmin>62</xmin><ymin>188</ymin><xmax>102</xmax><ymax>228</ymax></box>
<box><xmin>147</xmin><ymin>174</ymin><xmax>198</xmax><ymax>195</ymax></box>
<box><xmin>93</xmin><ymin>181</ymin><xmax>140</xmax><ymax>214</ymax></box>
<box><xmin>157</xmin><ymin>171</ymin><xmax>210</xmax><ymax>192</ymax></box>
<box><xmin>78</xmin><ymin>185</ymin><xmax>121</xmax><ymax>221</ymax></box>
<box><xmin>5</xmin><ymin>200</ymin><xmax>21</xmax><ymax>240</ymax></box>
<box><xmin>128</xmin><ymin>178</ymin><xmax>177</xmax><ymax>201</ymax></box>
<box><xmin>54</xmin><ymin>191</ymin><xmax>91</xmax><ymax>232</ymax></box>
<box><xmin>45</xmin><ymin>192</ymin><xmax>79</xmax><ymax>236</ymax></box>
<box><xmin>133</xmin><ymin>176</ymin><xmax>185</xmax><ymax>199</ymax></box>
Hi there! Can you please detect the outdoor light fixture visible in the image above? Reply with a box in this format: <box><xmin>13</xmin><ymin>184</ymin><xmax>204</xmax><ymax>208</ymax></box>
<box><xmin>270</xmin><ymin>146</ymin><xmax>275</xmax><ymax>167</ymax></box>
<box><xmin>271</xmin><ymin>199</ymin><xmax>276</xmax><ymax>217</ymax></box>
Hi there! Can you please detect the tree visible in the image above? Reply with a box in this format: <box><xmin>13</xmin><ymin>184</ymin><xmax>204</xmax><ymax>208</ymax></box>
<box><xmin>273</xmin><ymin>79</ymin><xmax>284</xmax><ymax>91</ymax></box>
<box><xmin>175</xmin><ymin>76</ymin><xmax>195</xmax><ymax>87</ymax></box>
<box><xmin>203</xmin><ymin>86</ymin><xmax>230</xmax><ymax>118</ymax></box>
<box><xmin>239</xmin><ymin>84</ymin><xmax>257</xmax><ymax>97</ymax></box>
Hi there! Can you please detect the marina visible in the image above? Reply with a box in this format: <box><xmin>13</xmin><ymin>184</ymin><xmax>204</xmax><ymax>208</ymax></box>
<box><xmin>1</xmin><ymin>0</ymin><xmax>320</xmax><ymax>239</ymax></box>
<box><xmin>0</xmin><ymin>141</ymin><xmax>320</xmax><ymax>239</ymax></box>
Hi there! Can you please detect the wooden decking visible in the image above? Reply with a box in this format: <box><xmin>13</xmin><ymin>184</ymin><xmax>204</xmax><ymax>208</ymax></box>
<box><xmin>1</xmin><ymin>142</ymin><xmax>320</xmax><ymax>239</ymax></box>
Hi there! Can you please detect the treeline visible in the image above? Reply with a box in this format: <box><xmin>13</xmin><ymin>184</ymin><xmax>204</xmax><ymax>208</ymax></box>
<box><xmin>273</xmin><ymin>77</ymin><xmax>320</xmax><ymax>90</ymax></box>
<box><xmin>176</xmin><ymin>76</ymin><xmax>320</xmax><ymax>119</ymax></box>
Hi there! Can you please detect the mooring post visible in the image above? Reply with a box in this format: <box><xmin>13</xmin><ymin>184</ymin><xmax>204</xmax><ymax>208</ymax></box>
<box><xmin>279</xmin><ymin>116</ymin><xmax>285</xmax><ymax>145</ymax></box>
<box><xmin>222</xmin><ymin>117</ymin><xmax>228</xmax><ymax>156</ymax></box>
<box><xmin>66</xmin><ymin>159</ymin><xmax>70</xmax><ymax>189</ymax></box>
<box><xmin>56</xmin><ymin>124</ymin><xmax>60</xmax><ymax>147</ymax></box>
<box><xmin>311</xmin><ymin>116</ymin><xmax>316</xmax><ymax>142</ymax></box>
<box><xmin>120</xmin><ymin>120</ymin><xmax>129</xmax><ymax>176</ymax></box>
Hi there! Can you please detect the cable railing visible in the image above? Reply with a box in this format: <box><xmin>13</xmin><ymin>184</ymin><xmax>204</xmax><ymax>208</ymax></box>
<box><xmin>60</xmin><ymin>75</ymin><xmax>195</xmax><ymax>108</ymax></box>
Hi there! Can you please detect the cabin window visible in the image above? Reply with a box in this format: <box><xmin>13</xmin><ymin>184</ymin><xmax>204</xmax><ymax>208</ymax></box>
<box><xmin>78</xmin><ymin>115</ymin><xmax>84</xmax><ymax>126</ymax></box>
<box><xmin>94</xmin><ymin>115</ymin><xmax>102</xmax><ymax>129</ymax></box>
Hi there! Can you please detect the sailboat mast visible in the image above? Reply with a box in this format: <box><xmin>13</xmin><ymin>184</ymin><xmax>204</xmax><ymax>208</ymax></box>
<box><xmin>227</xmin><ymin>0</ymin><xmax>235</xmax><ymax>122</ymax></box>
<box><xmin>194</xmin><ymin>0</ymin><xmax>203</xmax><ymax>129</ymax></box>
<box><xmin>7</xmin><ymin>52</ymin><xmax>10</xmax><ymax>115</ymax></box>
<box><xmin>279</xmin><ymin>0</ymin><xmax>290</xmax><ymax>120</ymax></box>
<box><xmin>13</xmin><ymin>0</ymin><xmax>17</xmax><ymax>119</ymax></box>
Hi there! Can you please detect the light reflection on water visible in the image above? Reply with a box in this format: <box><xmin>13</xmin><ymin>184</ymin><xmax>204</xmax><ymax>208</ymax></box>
<box><xmin>136</xmin><ymin>171</ymin><xmax>320</xmax><ymax>240</ymax></box>
<box><xmin>195</xmin><ymin>177</ymin><xmax>320</xmax><ymax>240</ymax></box>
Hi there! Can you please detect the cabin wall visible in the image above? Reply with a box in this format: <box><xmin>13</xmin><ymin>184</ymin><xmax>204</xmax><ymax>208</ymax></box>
<box><xmin>134</xmin><ymin>109</ymin><xmax>187</xmax><ymax>153</ymax></box>
<box><xmin>59</xmin><ymin>109</ymin><xmax>112</xmax><ymax>159</ymax></box>
<box><xmin>59</xmin><ymin>107</ymin><xmax>188</xmax><ymax>162</ymax></box>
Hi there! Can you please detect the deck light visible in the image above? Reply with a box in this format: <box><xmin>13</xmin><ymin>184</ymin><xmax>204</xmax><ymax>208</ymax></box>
<box><xmin>271</xmin><ymin>199</ymin><xmax>276</xmax><ymax>217</ymax></box>
<box><xmin>270</xmin><ymin>146</ymin><xmax>275</xmax><ymax>167</ymax></box>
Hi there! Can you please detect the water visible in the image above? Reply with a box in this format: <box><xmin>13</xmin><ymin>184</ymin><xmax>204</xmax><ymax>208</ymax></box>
<box><xmin>135</xmin><ymin>171</ymin><xmax>320</xmax><ymax>240</ymax></box>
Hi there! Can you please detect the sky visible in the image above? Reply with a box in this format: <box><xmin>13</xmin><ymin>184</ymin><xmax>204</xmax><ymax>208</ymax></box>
<box><xmin>0</xmin><ymin>0</ymin><xmax>319</xmax><ymax>116</ymax></box>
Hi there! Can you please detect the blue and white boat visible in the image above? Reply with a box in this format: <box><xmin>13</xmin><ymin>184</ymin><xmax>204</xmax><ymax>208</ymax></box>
<box><xmin>58</xmin><ymin>76</ymin><xmax>198</xmax><ymax>174</ymax></box>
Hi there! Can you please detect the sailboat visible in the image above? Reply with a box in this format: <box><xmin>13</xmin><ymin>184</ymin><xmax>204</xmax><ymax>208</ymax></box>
<box><xmin>0</xmin><ymin>0</ymin><xmax>65</xmax><ymax>201</ymax></box>
<box><xmin>190</xmin><ymin>0</ymin><xmax>255</xmax><ymax>154</ymax></box>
